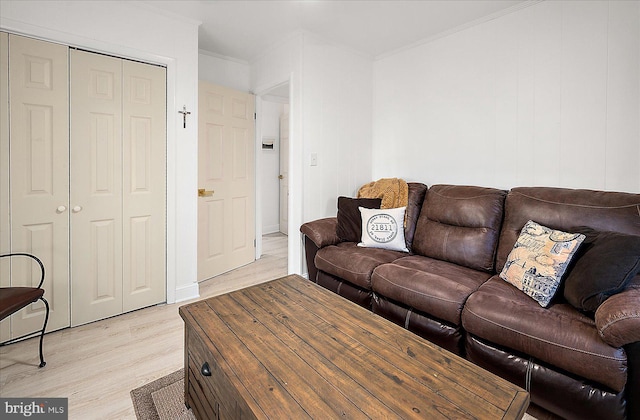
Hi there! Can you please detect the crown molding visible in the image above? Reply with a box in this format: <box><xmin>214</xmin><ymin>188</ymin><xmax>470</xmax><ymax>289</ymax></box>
<box><xmin>375</xmin><ymin>0</ymin><xmax>544</xmax><ymax>61</ymax></box>
<box><xmin>199</xmin><ymin>49</ymin><xmax>249</xmax><ymax>65</ymax></box>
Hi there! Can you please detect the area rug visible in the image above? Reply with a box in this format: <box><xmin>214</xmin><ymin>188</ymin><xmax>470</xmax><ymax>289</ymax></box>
<box><xmin>130</xmin><ymin>369</ymin><xmax>195</xmax><ymax>420</ymax></box>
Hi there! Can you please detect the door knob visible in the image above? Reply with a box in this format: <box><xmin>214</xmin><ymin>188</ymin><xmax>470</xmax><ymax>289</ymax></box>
<box><xmin>72</xmin><ymin>205</ymin><xmax>83</xmax><ymax>213</ymax></box>
<box><xmin>278</xmin><ymin>175</ymin><xmax>284</xmax><ymax>180</ymax></box>
<box><xmin>56</xmin><ymin>205</ymin><xmax>67</xmax><ymax>213</ymax></box>
<box><xmin>198</xmin><ymin>189</ymin><xmax>214</xmax><ymax>197</ymax></box>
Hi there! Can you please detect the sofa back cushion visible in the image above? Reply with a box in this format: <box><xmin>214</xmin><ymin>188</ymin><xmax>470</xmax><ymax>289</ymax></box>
<box><xmin>412</xmin><ymin>185</ymin><xmax>507</xmax><ymax>272</ymax></box>
<box><xmin>404</xmin><ymin>182</ymin><xmax>429</xmax><ymax>250</ymax></box>
<box><xmin>496</xmin><ymin>187</ymin><xmax>640</xmax><ymax>273</ymax></box>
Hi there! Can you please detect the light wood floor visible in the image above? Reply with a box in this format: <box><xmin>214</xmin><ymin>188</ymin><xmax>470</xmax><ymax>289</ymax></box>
<box><xmin>1</xmin><ymin>232</ymin><xmax>540</xmax><ymax>420</ymax></box>
<box><xmin>0</xmin><ymin>233</ymin><xmax>288</xmax><ymax>419</ymax></box>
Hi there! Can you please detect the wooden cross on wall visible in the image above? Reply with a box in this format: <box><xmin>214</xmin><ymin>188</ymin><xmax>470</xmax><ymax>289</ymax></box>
<box><xmin>179</xmin><ymin>105</ymin><xmax>191</xmax><ymax>128</ymax></box>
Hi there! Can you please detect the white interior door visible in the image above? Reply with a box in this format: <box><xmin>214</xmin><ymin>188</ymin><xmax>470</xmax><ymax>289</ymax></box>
<box><xmin>121</xmin><ymin>59</ymin><xmax>166</xmax><ymax>312</ymax></box>
<box><xmin>6</xmin><ymin>34</ymin><xmax>70</xmax><ymax>338</ymax></box>
<box><xmin>279</xmin><ymin>113</ymin><xmax>289</xmax><ymax>235</ymax></box>
<box><xmin>70</xmin><ymin>50</ymin><xmax>124</xmax><ymax>326</ymax></box>
<box><xmin>198</xmin><ymin>81</ymin><xmax>255</xmax><ymax>281</ymax></box>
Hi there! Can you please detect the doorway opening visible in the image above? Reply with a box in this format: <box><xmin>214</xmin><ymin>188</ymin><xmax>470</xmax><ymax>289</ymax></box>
<box><xmin>256</xmin><ymin>82</ymin><xmax>290</xmax><ymax>263</ymax></box>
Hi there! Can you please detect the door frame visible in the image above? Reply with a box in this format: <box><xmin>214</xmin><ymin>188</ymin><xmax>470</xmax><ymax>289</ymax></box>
<box><xmin>254</xmin><ymin>78</ymin><xmax>291</xmax><ymax>260</ymax></box>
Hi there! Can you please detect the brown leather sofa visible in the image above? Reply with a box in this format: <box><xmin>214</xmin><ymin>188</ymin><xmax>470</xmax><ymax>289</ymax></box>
<box><xmin>300</xmin><ymin>184</ymin><xmax>640</xmax><ymax>420</ymax></box>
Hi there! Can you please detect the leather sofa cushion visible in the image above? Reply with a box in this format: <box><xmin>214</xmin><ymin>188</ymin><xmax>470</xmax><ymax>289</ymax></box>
<box><xmin>372</xmin><ymin>256</ymin><xmax>492</xmax><ymax>326</ymax></box>
<box><xmin>315</xmin><ymin>242</ymin><xmax>405</xmax><ymax>290</ymax></box>
<box><xmin>300</xmin><ymin>217</ymin><xmax>340</xmax><ymax>248</ymax></box>
<box><xmin>496</xmin><ymin>187</ymin><xmax>640</xmax><ymax>273</ymax></box>
<box><xmin>462</xmin><ymin>277</ymin><xmax>627</xmax><ymax>393</ymax></box>
<box><xmin>595</xmin><ymin>280</ymin><xmax>640</xmax><ymax>347</ymax></box>
<box><xmin>404</xmin><ymin>182</ymin><xmax>428</xmax><ymax>250</ymax></box>
<box><xmin>412</xmin><ymin>185</ymin><xmax>506</xmax><ymax>272</ymax></box>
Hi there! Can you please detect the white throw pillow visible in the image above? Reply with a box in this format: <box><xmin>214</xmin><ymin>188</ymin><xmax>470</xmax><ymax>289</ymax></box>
<box><xmin>357</xmin><ymin>206</ymin><xmax>409</xmax><ymax>252</ymax></box>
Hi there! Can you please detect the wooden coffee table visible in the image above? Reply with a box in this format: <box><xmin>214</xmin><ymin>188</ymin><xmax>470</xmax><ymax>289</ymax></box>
<box><xmin>179</xmin><ymin>274</ymin><xmax>529</xmax><ymax>419</ymax></box>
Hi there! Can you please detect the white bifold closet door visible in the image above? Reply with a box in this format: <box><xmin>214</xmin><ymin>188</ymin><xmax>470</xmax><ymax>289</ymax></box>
<box><xmin>1</xmin><ymin>35</ymin><xmax>166</xmax><ymax>339</ymax></box>
<box><xmin>3</xmin><ymin>33</ymin><xmax>71</xmax><ymax>339</ymax></box>
<box><xmin>70</xmin><ymin>49</ymin><xmax>166</xmax><ymax>326</ymax></box>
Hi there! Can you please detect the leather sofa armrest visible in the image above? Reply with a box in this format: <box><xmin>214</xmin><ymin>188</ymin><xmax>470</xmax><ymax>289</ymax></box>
<box><xmin>595</xmin><ymin>284</ymin><xmax>640</xmax><ymax>348</ymax></box>
<box><xmin>300</xmin><ymin>217</ymin><xmax>340</xmax><ymax>248</ymax></box>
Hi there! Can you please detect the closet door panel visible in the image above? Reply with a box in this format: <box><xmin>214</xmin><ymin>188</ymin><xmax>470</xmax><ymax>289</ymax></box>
<box><xmin>122</xmin><ymin>60</ymin><xmax>166</xmax><ymax>311</ymax></box>
<box><xmin>1</xmin><ymin>32</ymin><xmax>9</xmax><ymax>342</ymax></box>
<box><xmin>70</xmin><ymin>50</ymin><xmax>123</xmax><ymax>326</ymax></box>
<box><xmin>8</xmin><ymin>34</ymin><xmax>70</xmax><ymax>336</ymax></box>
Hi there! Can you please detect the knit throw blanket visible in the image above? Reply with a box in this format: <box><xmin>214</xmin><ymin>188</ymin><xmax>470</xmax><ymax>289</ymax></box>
<box><xmin>357</xmin><ymin>178</ymin><xmax>409</xmax><ymax>209</ymax></box>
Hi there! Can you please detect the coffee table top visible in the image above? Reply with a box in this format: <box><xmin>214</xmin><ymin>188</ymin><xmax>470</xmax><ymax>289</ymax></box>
<box><xmin>180</xmin><ymin>274</ymin><xmax>529</xmax><ymax>419</ymax></box>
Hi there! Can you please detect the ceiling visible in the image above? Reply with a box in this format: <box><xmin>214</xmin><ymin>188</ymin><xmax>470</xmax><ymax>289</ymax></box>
<box><xmin>144</xmin><ymin>0</ymin><xmax>529</xmax><ymax>62</ymax></box>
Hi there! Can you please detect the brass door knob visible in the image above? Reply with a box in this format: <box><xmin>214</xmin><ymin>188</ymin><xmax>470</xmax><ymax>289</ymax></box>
<box><xmin>198</xmin><ymin>188</ymin><xmax>214</xmax><ymax>197</ymax></box>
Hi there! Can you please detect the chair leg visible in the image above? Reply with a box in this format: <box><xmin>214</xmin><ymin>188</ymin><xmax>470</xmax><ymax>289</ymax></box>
<box><xmin>38</xmin><ymin>297</ymin><xmax>49</xmax><ymax>368</ymax></box>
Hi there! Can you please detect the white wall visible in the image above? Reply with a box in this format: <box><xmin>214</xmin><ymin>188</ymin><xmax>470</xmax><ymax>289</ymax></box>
<box><xmin>0</xmin><ymin>0</ymin><xmax>201</xmax><ymax>302</ymax></box>
<box><xmin>199</xmin><ymin>51</ymin><xmax>250</xmax><ymax>92</ymax></box>
<box><xmin>373</xmin><ymin>0</ymin><xmax>640</xmax><ymax>193</ymax></box>
<box><xmin>251</xmin><ymin>32</ymin><xmax>373</xmax><ymax>276</ymax></box>
<box><xmin>251</xmin><ymin>32</ymin><xmax>304</xmax><ymax>274</ymax></box>
<box><xmin>260</xmin><ymin>100</ymin><xmax>285</xmax><ymax>234</ymax></box>
<box><xmin>302</xmin><ymin>34</ymin><xmax>374</xmax><ymax>220</ymax></box>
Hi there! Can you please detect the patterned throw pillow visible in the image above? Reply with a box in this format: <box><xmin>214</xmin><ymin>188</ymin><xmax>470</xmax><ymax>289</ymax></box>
<box><xmin>500</xmin><ymin>220</ymin><xmax>585</xmax><ymax>307</ymax></box>
<box><xmin>358</xmin><ymin>207</ymin><xmax>409</xmax><ymax>252</ymax></box>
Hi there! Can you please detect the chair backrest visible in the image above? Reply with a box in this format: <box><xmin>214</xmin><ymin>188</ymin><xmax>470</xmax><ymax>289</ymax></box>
<box><xmin>0</xmin><ymin>253</ymin><xmax>45</xmax><ymax>289</ymax></box>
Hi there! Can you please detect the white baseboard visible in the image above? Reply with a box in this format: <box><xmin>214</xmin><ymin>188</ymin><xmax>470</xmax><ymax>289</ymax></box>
<box><xmin>263</xmin><ymin>224</ymin><xmax>280</xmax><ymax>235</ymax></box>
<box><xmin>173</xmin><ymin>282</ymin><xmax>200</xmax><ymax>303</ymax></box>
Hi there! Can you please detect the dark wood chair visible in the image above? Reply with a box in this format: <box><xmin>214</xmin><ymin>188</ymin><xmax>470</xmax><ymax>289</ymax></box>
<box><xmin>0</xmin><ymin>253</ymin><xmax>49</xmax><ymax>368</ymax></box>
